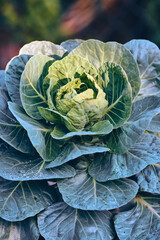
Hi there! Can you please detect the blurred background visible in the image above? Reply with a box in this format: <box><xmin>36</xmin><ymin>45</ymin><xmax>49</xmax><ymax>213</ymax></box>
<box><xmin>0</xmin><ymin>0</ymin><xmax>160</xmax><ymax>69</ymax></box>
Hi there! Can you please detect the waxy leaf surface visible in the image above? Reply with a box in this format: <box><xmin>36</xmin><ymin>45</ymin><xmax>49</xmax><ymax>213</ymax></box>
<box><xmin>38</xmin><ymin>202</ymin><xmax>115</xmax><ymax>240</ymax></box>
<box><xmin>125</xmin><ymin>39</ymin><xmax>160</xmax><ymax>95</ymax></box>
<box><xmin>114</xmin><ymin>195</ymin><xmax>160</xmax><ymax>240</ymax></box>
<box><xmin>0</xmin><ymin>177</ymin><xmax>55</xmax><ymax>221</ymax></box>
<box><xmin>89</xmin><ymin>133</ymin><xmax>160</xmax><ymax>181</ymax></box>
<box><xmin>58</xmin><ymin>160</ymin><xmax>139</xmax><ymax>210</ymax></box>
<box><xmin>9</xmin><ymin>102</ymin><xmax>61</xmax><ymax>161</ymax></box>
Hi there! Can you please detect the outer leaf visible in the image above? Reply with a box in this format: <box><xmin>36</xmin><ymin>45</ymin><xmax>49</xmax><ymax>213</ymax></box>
<box><xmin>57</xmin><ymin>160</ymin><xmax>139</xmax><ymax>210</ymax></box>
<box><xmin>89</xmin><ymin>133</ymin><xmax>160</xmax><ymax>181</ymax></box>
<box><xmin>46</xmin><ymin>143</ymin><xmax>110</xmax><ymax>168</ymax></box>
<box><xmin>5</xmin><ymin>54</ymin><xmax>31</xmax><ymax>106</ymax></box>
<box><xmin>136</xmin><ymin>163</ymin><xmax>160</xmax><ymax>194</ymax></box>
<box><xmin>38</xmin><ymin>202</ymin><xmax>115</xmax><ymax>240</ymax></box>
<box><xmin>51</xmin><ymin>120</ymin><xmax>113</xmax><ymax>140</ymax></box>
<box><xmin>60</xmin><ymin>39</ymin><xmax>84</xmax><ymax>52</ymax></box>
<box><xmin>0</xmin><ymin>145</ymin><xmax>75</xmax><ymax>181</ymax></box>
<box><xmin>20</xmin><ymin>55</ymin><xmax>54</xmax><ymax>119</ymax></box>
<box><xmin>70</xmin><ymin>39</ymin><xmax>141</xmax><ymax>98</ymax></box>
<box><xmin>147</xmin><ymin>113</ymin><xmax>160</xmax><ymax>132</ymax></box>
<box><xmin>114</xmin><ymin>195</ymin><xmax>160</xmax><ymax>240</ymax></box>
<box><xmin>107</xmin><ymin>94</ymin><xmax>160</xmax><ymax>153</ymax></box>
<box><xmin>0</xmin><ymin>86</ymin><xmax>33</xmax><ymax>153</ymax></box>
<box><xmin>0</xmin><ymin>177</ymin><xmax>55</xmax><ymax>221</ymax></box>
<box><xmin>125</xmin><ymin>39</ymin><xmax>160</xmax><ymax>95</ymax></box>
<box><xmin>0</xmin><ymin>70</ymin><xmax>7</xmax><ymax>90</ymax></box>
<box><xmin>19</xmin><ymin>40</ymin><xmax>67</xmax><ymax>59</ymax></box>
<box><xmin>0</xmin><ymin>217</ymin><xmax>40</xmax><ymax>240</ymax></box>
<box><xmin>98</xmin><ymin>62</ymin><xmax>132</xmax><ymax>128</ymax></box>
<box><xmin>9</xmin><ymin>102</ymin><xmax>61</xmax><ymax>161</ymax></box>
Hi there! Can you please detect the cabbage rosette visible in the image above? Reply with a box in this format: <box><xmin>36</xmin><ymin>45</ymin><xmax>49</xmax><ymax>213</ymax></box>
<box><xmin>0</xmin><ymin>39</ymin><xmax>160</xmax><ymax>240</ymax></box>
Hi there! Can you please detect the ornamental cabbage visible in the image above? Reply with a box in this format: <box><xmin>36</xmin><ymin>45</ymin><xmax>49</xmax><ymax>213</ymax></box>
<box><xmin>0</xmin><ymin>39</ymin><xmax>160</xmax><ymax>240</ymax></box>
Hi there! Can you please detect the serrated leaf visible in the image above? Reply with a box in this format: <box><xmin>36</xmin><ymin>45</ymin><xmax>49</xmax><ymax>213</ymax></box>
<box><xmin>20</xmin><ymin>55</ymin><xmax>54</xmax><ymax>119</ymax></box>
<box><xmin>19</xmin><ymin>40</ymin><xmax>67</xmax><ymax>59</ymax></box>
<box><xmin>60</xmin><ymin>39</ymin><xmax>84</xmax><ymax>52</ymax></box>
<box><xmin>0</xmin><ymin>86</ymin><xmax>33</xmax><ymax>153</ymax></box>
<box><xmin>0</xmin><ymin>145</ymin><xmax>75</xmax><ymax>181</ymax></box>
<box><xmin>107</xmin><ymin>94</ymin><xmax>160</xmax><ymax>153</ymax></box>
<box><xmin>0</xmin><ymin>177</ymin><xmax>55</xmax><ymax>221</ymax></box>
<box><xmin>51</xmin><ymin>120</ymin><xmax>113</xmax><ymax>140</ymax></box>
<box><xmin>9</xmin><ymin>102</ymin><xmax>61</xmax><ymax>161</ymax></box>
<box><xmin>0</xmin><ymin>217</ymin><xmax>40</xmax><ymax>240</ymax></box>
<box><xmin>38</xmin><ymin>202</ymin><xmax>115</xmax><ymax>240</ymax></box>
<box><xmin>5</xmin><ymin>54</ymin><xmax>32</xmax><ymax>106</ymax></box>
<box><xmin>46</xmin><ymin>143</ymin><xmax>110</xmax><ymax>168</ymax></box>
<box><xmin>89</xmin><ymin>133</ymin><xmax>160</xmax><ymax>181</ymax></box>
<box><xmin>147</xmin><ymin>113</ymin><xmax>160</xmax><ymax>132</ymax></box>
<box><xmin>114</xmin><ymin>194</ymin><xmax>160</xmax><ymax>240</ymax></box>
<box><xmin>125</xmin><ymin>39</ymin><xmax>160</xmax><ymax>96</ymax></box>
<box><xmin>136</xmin><ymin>163</ymin><xmax>160</xmax><ymax>194</ymax></box>
<box><xmin>70</xmin><ymin>39</ymin><xmax>141</xmax><ymax>98</ymax></box>
<box><xmin>98</xmin><ymin>62</ymin><xmax>132</xmax><ymax>128</ymax></box>
<box><xmin>57</xmin><ymin>160</ymin><xmax>139</xmax><ymax>210</ymax></box>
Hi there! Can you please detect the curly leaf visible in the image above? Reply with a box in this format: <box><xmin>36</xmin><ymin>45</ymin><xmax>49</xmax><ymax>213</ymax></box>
<box><xmin>70</xmin><ymin>39</ymin><xmax>141</xmax><ymax>98</ymax></box>
<box><xmin>58</xmin><ymin>160</ymin><xmax>139</xmax><ymax>210</ymax></box>
<box><xmin>114</xmin><ymin>194</ymin><xmax>160</xmax><ymax>240</ymax></box>
<box><xmin>38</xmin><ymin>202</ymin><xmax>115</xmax><ymax>240</ymax></box>
<box><xmin>0</xmin><ymin>177</ymin><xmax>55</xmax><ymax>221</ymax></box>
<box><xmin>5</xmin><ymin>54</ymin><xmax>32</xmax><ymax>106</ymax></box>
<box><xmin>9</xmin><ymin>102</ymin><xmax>61</xmax><ymax>161</ymax></box>
<box><xmin>89</xmin><ymin>133</ymin><xmax>160</xmax><ymax>181</ymax></box>
<box><xmin>136</xmin><ymin>163</ymin><xmax>160</xmax><ymax>194</ymax></box>
<box><xmin>125</xmin><ymin>39</ymin><xmax>160</xmax><ymax>95</ymax></box>
<box><xmin>0</xmin><ymin>217</ymin><xmax>40</xmax><ymax>240</ymax></box>
<box><xmin>46</xmin><ymin>143</ymin><xmax>110</xmax><ymax>168</ymax></box>
<box><xmin>20</xmin><ymin>55</ymin><xmax>54</xmax><ymax>119</ymax></box>
<box><xmin>107</xmin><ymin>95</ymin><xmax>160</xmax><ymax>153</ymax></box>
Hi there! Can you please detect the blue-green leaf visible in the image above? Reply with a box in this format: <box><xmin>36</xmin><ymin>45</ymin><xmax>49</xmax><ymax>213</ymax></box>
<box><xmin>125</xmin><ymin>39</ymin><xmax>160</xmax><ymax>96</ymax></box>
<box><xmin>38</xmin><ymin>202</ymin><xmax>115</xmax><ymax>240</ymax></box>
<box><xmin>0</xmin><ymin>144</ymin><xmax>75</xmax><ymax>181</ymax></box>
<box><xmin>0</xmin><ymin>85</ymin><xmax>33</xmax><ymax>153</ymax></box>
<box><xmin>46</xmin><ymin>143</ymin><xmax>110</xmax><ymax>168</ymax></box>
<box><xmin>89</xmin><ymin>133</ymin><xmax>160</xmax><ymax>181</ymax></box>
<box><xmin>58</xmin><ymin>160</ymin><xmax>139</xmax><ymax>210</ymax></box>
<box><xmin>0</xmin><ymin>177</ymin><xmax>55</xmax><ymax>221</ymax></box>
<box><xmin>136</xmin><ymin>163</ymin><xmax>160</xmax><ymax>194</ymax></box>
<box><xmin>107</xmin><ymin>95</ymin><xmax>160</xmax><ymax>153</ymax></box>
<box><xmin>147</xmin><ymin>113</ymin><xmax>160</xmax><ymax>132</ymax></box>
<box><xmin>9</xmin><ymin>102</ymin><xmax>61</xmax><ymax>161</ymax></box>
<box><xmin>114</xmin><ymin>194</ymin><xmax>160</xmax><ymax>240</ymax></box>
<box><xmin>5</xmin><ymin>54</ymin><xmax>32</xmax><ymax>106</ymax></box>
<box><xmin>60</xmin><ymin>39</ymin><xmax>84</xmax><ymax>52</ymax></box>
<box><xmin>0</xmin><ymin>217</ymin><xmax>40</xmax><ymax>240</ymax></box>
